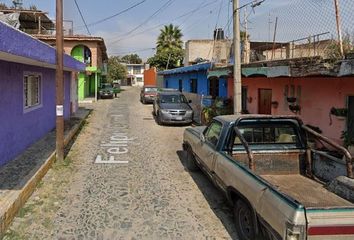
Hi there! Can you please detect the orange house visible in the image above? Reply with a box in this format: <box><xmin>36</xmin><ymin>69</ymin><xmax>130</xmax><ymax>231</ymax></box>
<box><xmin>143</xmin><ymin>67</ymin><xmax>157</xmax><ymax>86</ymax></box>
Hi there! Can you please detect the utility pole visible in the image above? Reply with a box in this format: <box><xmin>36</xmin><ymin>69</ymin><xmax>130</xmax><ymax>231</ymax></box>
<box><xmin>334</xmin><ymin>0</ymin><xmax>344</xmax><ymax>58</ymax></box>
<box><xmin>233</xmin><ymin>0</ymin><xmax>242</xmax><ymax>114</ymax></box>
<box><xmin>56</xmin><ymin>0</ymin><xmax>64</xmax><ymax>162</ymax></box>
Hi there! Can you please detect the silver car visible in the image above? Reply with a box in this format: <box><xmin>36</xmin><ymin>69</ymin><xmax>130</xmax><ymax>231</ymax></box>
<box><xmin>153</xmin><ymin>91</ymin><xmax>193</xmax><ymax>125</ymax></box>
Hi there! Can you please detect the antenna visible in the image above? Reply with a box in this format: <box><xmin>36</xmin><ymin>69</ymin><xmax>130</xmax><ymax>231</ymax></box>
<box><xmin>12</xmin><ymin>0</ymin><xmax>23</xmax><ymax>9</ymax></box>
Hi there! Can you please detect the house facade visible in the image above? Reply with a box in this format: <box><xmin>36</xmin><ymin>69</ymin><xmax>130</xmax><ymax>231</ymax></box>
<box><xmin>217</xmin><ymin>57</ymin><xmax>354</xmax><ymax>144</ymax></box>
<box><xmin>34</xmin><ymin>35</ymin><xmax>108</xmax><ymax>102</ymax></box>
<box><xmin>0</xmin><ymin>21</ymin><xmax>85</xmax><ymax>166</ymax></box>
<box><xmin>123</xmin><ymin>63</ymin><xmax>146</xmax><ymax>87</ymax></box>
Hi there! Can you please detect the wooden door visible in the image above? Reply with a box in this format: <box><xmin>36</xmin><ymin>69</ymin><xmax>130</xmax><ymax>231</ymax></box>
<box><xmin>348</xmin><ymin>96</ymin><xmax>354</xmax><ymax>143</ymax></box>
<box><xmin>258</xmin><ymin>89</ymin><xmax>272</xmax><ymax>114</ymax></box>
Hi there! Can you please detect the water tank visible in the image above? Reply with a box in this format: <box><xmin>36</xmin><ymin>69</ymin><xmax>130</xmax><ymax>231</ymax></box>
<box><xmin>214</xmin><ymin>28</ymin><xmax>225</xmax><ymax>40</ymax></box>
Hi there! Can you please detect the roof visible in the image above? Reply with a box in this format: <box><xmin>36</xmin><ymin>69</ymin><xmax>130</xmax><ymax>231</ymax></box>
<box><xmin>159</xmin><ymin>62</ymin><xmax>212</xmax><ymax>75</ymax></box>
<box><xmin>34</xmin><ymin>34</ymin><xmax>108</xmax><ymax>61</ymax></box>
<box><xmin>0</xmin><ymin>9</ymin><xmax>54</xmax><ymax>33</ymax></box>
<box><xmin>0</xmin><ymin>21</ymin><xmax>85</xmax><ymax>72</ymax></box>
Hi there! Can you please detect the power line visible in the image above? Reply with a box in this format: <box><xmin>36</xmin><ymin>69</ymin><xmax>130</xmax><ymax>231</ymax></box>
<box><xmin>73</xmin><ymin>0</ymin><xmax>91</xmax><ymax>35</ymax></box>
<box><xmin>74</xmin><ymin>0</ymin><xmax>147</xmax><ymax>30</ymax></box>
<box><xmin>110</xmin><ymin>0</ymin><xmax>176</xmax><ymax>44</ymax></box>
<box><xmin>110</xmin><ymin>47</ymin><xmax>155</xmax><ymax>56</ymax></box>
<box><xmin>108</xmin><ymin>0</ymin><xmax>218</xmax><ymax>43</ymax></box>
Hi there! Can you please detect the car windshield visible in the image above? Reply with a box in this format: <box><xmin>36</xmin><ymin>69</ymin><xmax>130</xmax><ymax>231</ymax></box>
<box><xmin>101</xmin><ymin>84</ymin><xmax>112</xmax><ymax>89</ymax></box>
<box><xmin>160</xmin><ymin>94</ymin><xmax>188</xmax><ymax>104</ymax></box>
<box><xmin>145</xmin><ymin>87</ymin><xmax>158</xmax><ymax>92</ymax></box>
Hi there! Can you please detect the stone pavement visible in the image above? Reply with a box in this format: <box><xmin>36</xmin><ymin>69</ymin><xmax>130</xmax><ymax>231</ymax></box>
<box><xmin>4</xmin><ymin>88</ymin><xmax>238</xmax><ymax>240</ymax></box>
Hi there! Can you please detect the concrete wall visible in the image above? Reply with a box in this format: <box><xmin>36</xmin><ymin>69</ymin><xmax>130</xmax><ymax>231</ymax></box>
<box><xmin>241</xmin><ymin>76</ymin><xmax>354</xmax><ymax>143</ymax></box>
<box><xmin>0</xmin><ymin>60</ymin><xmax>71</xmax><ymax>166</ymax></box>
<box><xmin>185</xmin><ymin>40</ymin><xmax>232</xmax><ymax>66</ymax></box>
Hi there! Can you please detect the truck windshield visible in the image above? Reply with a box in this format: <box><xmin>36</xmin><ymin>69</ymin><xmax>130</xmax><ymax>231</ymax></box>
<box><xmin>145</xmin><ymin>87</ymin><xmax>158</xmax><ymax>92</ymax></box>
<box><xmin>160</xmin><ymin>94</ymin><xmax>188</xmax><ymax>104</ymax></box>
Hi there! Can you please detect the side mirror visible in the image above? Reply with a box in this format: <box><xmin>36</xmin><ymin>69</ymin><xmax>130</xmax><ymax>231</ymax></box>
<box><xmin>189</xmin><ymin>100</ymin><xmax>192</xmax><ymax>103</ymax></box>
<box><xmin>200</xmin><ymin>133</ymin><xmax>205</xmax><ymax>142</ymax></box>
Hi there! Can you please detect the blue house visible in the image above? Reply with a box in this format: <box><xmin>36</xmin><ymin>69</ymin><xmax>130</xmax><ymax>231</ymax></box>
<box><xmin>158</xmin><ymin>63</ymin><xmax>229</xmax><ymax>98</ymax></box>
<box><xmin>0</xmin><ymin>21</ymin><xmax>85</xmax><ymax>166</ymax></box>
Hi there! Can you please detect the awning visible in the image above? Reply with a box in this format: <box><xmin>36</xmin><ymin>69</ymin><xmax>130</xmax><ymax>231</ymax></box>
<box><xmin>207</xmin><ymin>68</ymin><xmax>231</xmax><ymax>78</ymax></box>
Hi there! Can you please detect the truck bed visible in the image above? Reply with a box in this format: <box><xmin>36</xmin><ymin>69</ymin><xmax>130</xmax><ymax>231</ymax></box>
<box><xmin>261</xmin><ymin>174</ymin><xmax>353</xmax><ymax>208</ymax></box>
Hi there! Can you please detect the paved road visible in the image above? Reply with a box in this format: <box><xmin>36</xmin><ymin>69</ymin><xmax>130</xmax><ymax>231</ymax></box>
<box><xmin>7</xmin><ymin>87</ymin><xmax>238</xmax><ymax>239</ymax></box>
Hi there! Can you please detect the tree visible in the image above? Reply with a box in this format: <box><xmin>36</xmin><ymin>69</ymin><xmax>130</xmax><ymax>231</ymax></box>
<box><xmin>157</xmin><ymin>24</ymin><xmax>183</xmax><ymax>52</ymax></box>
<box><xmin>148</xmin><ymin>24</ymin><xmax>184</xmax><ymax>70</ymax></box>
<box><xmin>121</xmin><ymin>54</ymin><xmax>143</xmax><ymax>64</ymax></box>
<box><xmin>147</xmin><ymin>48</ymin><xmax>183</xmax><ymax>70</ymax></box>
<box><xmin>107</xmin><ymin>56</ymin><xmax>127</xmax><ymax>83</ymax></box>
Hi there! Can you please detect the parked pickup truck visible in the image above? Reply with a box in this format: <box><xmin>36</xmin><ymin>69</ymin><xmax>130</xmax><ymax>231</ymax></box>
<box><xmin>183</xmin><ymin>114</ymin><xmax>354</xmax><ymax>240</ymax></box>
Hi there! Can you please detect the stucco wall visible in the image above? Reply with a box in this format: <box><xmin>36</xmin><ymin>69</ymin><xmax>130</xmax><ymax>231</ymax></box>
<box><xmin>242</xmin><ymin>76</ymin><xmax>354</xmax><ymax>143</ymax></box>
<box><xmin>144</xmin><ymin>68</ymin><xmax>157</xmax><ymax>86</ymax></box>
<box><xmin>164</xmin><ymin>71</ymin><xmax>228</xmax><ymax>98</ymax></box>
<box><xmin>0</xmin><ymin>60</ymin><xmax>71</xmax><ymax>166</ymax></box>
<box><xmin>185</xmin><ymin>40</ymin><xmax>232</xmax><ymax>66</ymax></box>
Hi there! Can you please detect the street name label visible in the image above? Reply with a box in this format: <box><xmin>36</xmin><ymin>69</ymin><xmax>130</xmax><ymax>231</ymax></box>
<box><xmin>95</xmin><ymin>110</ymin><xmax>134</xmax><ymax>164</ymax></box>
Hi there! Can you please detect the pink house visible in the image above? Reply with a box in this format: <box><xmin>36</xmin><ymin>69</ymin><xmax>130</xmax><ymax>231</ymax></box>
<box><xmin>223</xmin><ymin>57</ymin><xmax>354</xmax><ymax>144</ymax></box>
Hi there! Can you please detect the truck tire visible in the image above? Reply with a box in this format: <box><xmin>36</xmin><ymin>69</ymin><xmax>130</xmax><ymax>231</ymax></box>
<box><xmin>234</xmin><ymin>200</ymin><xmax>256</xmax><ymax>240</ymax></box>
<box><xmin>186</xmin><ymin>148</ymin><xmax>199</xmax><ymax>172</ymax></box>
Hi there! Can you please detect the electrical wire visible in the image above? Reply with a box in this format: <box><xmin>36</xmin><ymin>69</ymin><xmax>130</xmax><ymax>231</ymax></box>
<box><xmin>109</xmin><ymin>0</ymin><xmax>176</xmax><ymax>44</ymax></box>
<box><xmin>107</xmin><ymin>0</ymin><xmax>218</xmax><ymax>43</ymax></box>
<box><xmin>74</xmin><ymin>0</ymin><xmax>147</xmax><ymax>30</ymax></box>
<box><xmin>73</xmin><ymin>0</ymin><xmax>91</xmax><ymax>35</ymax></box>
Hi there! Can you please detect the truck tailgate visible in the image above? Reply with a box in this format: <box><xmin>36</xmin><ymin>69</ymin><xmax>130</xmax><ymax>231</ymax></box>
<box><xmin>306</xmin><ymin>209</ymin><xmax>354</xmax><ymax>239</ymax></box>
<box><xmin>261</xmin><ymin>174</ymin><xmax>354</xmax><ymax>239</ymax></box>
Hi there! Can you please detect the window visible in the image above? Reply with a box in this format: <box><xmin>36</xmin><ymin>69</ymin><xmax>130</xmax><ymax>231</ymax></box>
<box><xmin>190</xmin><ymin>79</ymin><xmax>197</xmax><ymax>93</ymax></box>
<box><xmin>233</xmin><ymin>120</ymin><xmax>302</xmax><ymax>150</ymax></box>
<box><xmin>160</xmin><ymin>94</ymin><xmax>188</xmax><ymax>104</ymax></box>
<box><xmin>205</xmin><ymin>121</ymin><xmax>223</xmax><ymax>147</ymax></box>
<box><xmin>24</xmin><ymin>73</ymin><xmax>41</xmax><ymax>110</ymax></box>
<box><xmin>136</xmin><ymin>77</ymin><xmax>143</xmax><ymax>82</ymax></box>
<box><xmin>133</xmin><ymin>66</ymin><xmax>141</xmax><ymax>74</ymax></box>
<box><xmin>242</xmin><ymin>86</ymin><xmax>248</xmax><ymax>112</ymax></box>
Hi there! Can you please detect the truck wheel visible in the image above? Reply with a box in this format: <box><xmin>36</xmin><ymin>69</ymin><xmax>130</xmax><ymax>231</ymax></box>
<box><xmin>186</xmin><ymin>148</ymin><xmax>199</xmax><ymax>171</ymax></box>
<box><xmin>234</xmin><ymin>200</ymin><xmax>256</xmax><ymax>240</ymax></box>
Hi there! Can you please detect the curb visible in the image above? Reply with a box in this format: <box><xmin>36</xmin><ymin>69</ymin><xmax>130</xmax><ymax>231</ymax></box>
<box><xmin>0</xmin><ymin>115</ymin><xmax>88</xmax><ymax>238</ymax></box>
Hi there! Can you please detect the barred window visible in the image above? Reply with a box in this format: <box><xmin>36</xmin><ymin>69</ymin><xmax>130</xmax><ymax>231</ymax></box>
<box><xmin>24</xmin><ymin>74</ymin><xmax>41</xmax><ymax>109</ymax></box>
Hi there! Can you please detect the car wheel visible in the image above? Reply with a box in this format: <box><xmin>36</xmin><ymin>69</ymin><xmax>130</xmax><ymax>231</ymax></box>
<box><xmin>156</xmin><ymin>113</ymin><xmax>162</xmax><ymax>125</ymax></box>
<box><xmin>186</xmin><ymin>148</ymin><xmax>199</xmax><ymax>172</ymax></box>
<box><xmin>234</xmin><ymin>200</ymin><xmax>256</xmax><ymax>240</ymax></box>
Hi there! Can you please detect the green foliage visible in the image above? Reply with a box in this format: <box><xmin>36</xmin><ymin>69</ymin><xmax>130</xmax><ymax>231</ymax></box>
<box><xmin>147</xmin><ymin>48</ymin><xmax>184</xmax><ymax>70</ymax></box>
<box><xmin>157</xmin><ymin>24</ymin><xmax>183</xmax><ymax>52</ymax></box>
<box><xmin>107</xmin><ymin>56</ymin><xmax>127</xmax><ymax>83</ymax></box>
<box><xmin>148</xmin><ymin>24</ymin><xmax>184</xmax><ymax>70</ymax></box>
<box><xmin>341</xmin><ymin>131</ymin><xmax>354</xmax><ymax>147</ymax></box>
<box><xmin>326</xmin><ymin>33</ymin><xmax>354</xmax><ymax>60</ymax></box>
<box><xmin>330</xmin><ymin>107</ymin><xmax>348</xmax><ymax>117</ymax></box>
<box><xmin>121</xmin><ymin>54</ymin><xmax>142</xmax><ymax>64</ymax></box>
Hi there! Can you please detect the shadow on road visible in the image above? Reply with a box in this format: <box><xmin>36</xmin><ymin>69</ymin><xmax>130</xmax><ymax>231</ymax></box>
<box><xmin>176</xmin><ymin>150</ymin><xmax>239</xmax><ymax>239</ymax></box>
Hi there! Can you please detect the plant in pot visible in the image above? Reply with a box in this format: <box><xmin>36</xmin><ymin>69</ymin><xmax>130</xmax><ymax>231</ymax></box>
<box><xmin>330</xmin><ymin>107</ymin><xmax>347</xmax><ymax>120</ymax></box>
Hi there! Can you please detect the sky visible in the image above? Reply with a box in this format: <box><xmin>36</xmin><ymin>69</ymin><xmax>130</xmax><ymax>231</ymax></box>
<box><xmin>2</xmin><ymin>0</ymin><xmax>353</xmax><ymax>60</ymax></box>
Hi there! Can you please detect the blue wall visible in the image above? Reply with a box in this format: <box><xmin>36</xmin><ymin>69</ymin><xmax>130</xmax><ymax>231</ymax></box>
<box><xmin>163</xmin><ymin>70</ymin><xmax>227</xmax><ymax>97</ymax></box>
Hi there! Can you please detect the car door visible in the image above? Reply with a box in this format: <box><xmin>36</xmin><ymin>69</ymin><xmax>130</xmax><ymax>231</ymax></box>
<box><xmin>194</xmin><ymin>120</ymin><xmax>223</xmax><ymax>172</ymax></box>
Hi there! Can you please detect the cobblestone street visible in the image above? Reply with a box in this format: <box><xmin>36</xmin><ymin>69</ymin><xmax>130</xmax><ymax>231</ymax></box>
<box><xmin>5</xmin><ymin>87</ymin><xmax>237</xmax><ymax>239</ymax></box>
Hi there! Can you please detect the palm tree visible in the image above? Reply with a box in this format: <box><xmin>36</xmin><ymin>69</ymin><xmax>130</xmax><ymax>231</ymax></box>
<box><xmin>156</xmin><ymin>24</ymin><xmax>183</xmax><ymax>53</ymax></box>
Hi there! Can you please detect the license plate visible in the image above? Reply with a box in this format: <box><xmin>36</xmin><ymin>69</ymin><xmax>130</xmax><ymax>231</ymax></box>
<box><xmin>176</xmin><ymin>116</ymin><xmax>183</xmax><ymax>120</ymax></box>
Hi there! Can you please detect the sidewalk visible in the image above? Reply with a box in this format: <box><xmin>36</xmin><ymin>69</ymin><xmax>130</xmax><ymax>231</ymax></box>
<box><xmin>0</xmin><ymin>107</ymin><xmax>91</xmax><ymax>237</ymax></box>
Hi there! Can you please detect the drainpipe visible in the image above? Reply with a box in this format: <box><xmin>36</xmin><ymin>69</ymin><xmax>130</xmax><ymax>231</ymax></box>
<box><xmin>95</xmin><ymin>72</ymin><xmax>98</xmax><ymax>102</ymax></box>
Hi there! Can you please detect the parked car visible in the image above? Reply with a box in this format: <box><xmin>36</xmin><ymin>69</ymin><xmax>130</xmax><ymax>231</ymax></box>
<box><xmin>153</xmin><ymin>91</ymin><xmax>193</xmax><ymax>125</ymax></box>
<box><xmin>99</xmin><ymin>83</ymin><xmax>114</xmax><ymax>99</ymax></box>
<box><xmin>183</xmin><ymin>114</ymin><xmax>354</xmax><ymax>240</ymax></box>
<box><xmin>140</xmin><ymin>85</ymin><xmax>158</xmax><ymax>104</ymax></box>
